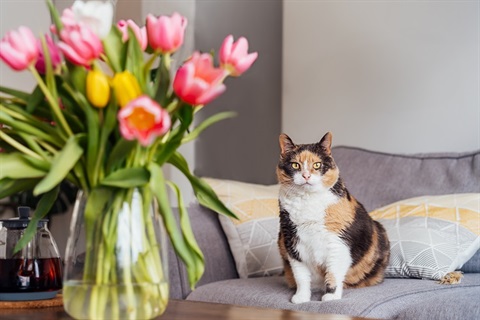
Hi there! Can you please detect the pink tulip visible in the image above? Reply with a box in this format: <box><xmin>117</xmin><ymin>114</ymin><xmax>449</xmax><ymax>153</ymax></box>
<box><xmin>173</xmin><ymin>52</ymin><xmax>226</xmax><ymax>106</ymax></box>
<box><xmin>35</xmin><ymin>34</ymin><xmax>62</xmax><ymax>74</ymax></box>
<box><xmin>219</xmin><ymin>35</ymin><xmax>258</xmax><ymax>77</ymax></box>
<box><xmin>146</xmin><ymin>12</ymin><xmax>187</xmax><ymax>54</ymax></box>
<box><xmin>117</xmin><ymin>20</ymin><xmax>147</xmax><ymax>50</ymax></box>
<box><xmin>50</xmin><ymin>8</ymin><xmax>76</xmax><ymax>35</ymax></box>
<box><xmin>118</xmin><ymin>95</ymin><xmax>171</xmax><ymax>147</ymax></box>
<box><xmin>0</xmin><ymin>26</ymin><xmax>39</xmax><ymax>71</ymax></box>
<box><xmin>58</xmin><ymin>24</ymin><xmax>103</xmax><ymax>67</ymax></box>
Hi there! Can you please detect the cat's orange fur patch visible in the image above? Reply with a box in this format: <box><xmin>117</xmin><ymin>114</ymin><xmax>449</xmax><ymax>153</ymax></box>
<box><xmin>345</xmin><ymin>227</ymin><xmax>380</xmax><ymax>287</ymax></box>
<box><xmin>276</xmin><ymin>167</ymin><xmax>291</xmax><ymax>184</ymax></box>
<box><xmin>296</xmin><ymin>150</ymin><xmax>321</xmax><ymax>167</ymax></box>
<box><xmin>325</xmin><ymin>270</ymin><xmax>337</xmax><ymax>289</ymax></box>
<box><xmin>325</xmin><ymin>197</ymin><xmax>356</xmax><ymax>234</ymax></box>
<box><xmin>322</xmin><ymin>167</ymin><xmax>339</xmax><ymax>188</ymax></box>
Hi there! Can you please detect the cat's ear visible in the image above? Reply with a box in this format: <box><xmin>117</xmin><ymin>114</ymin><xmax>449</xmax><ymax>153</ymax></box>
<box><xmin>319</xmin><ymin>132</ymin><xmax>333</xmax><ymax>155</ymax></box>
<box><xmin>279</xmin><ymin>133</ymin><xmax>296</xmax><ymax>156</ymax></box>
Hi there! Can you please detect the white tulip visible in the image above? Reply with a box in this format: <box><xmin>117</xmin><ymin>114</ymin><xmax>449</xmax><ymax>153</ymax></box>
<box><xmin>72</xmin><ymin>0</ymin><xmax>113</xmax><ymax>39</ymax></box>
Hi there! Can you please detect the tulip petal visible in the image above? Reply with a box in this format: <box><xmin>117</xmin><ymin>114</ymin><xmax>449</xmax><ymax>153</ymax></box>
<box><xmin>219</xmin><ymin>35</ymin><xmax>233</xmax><ymax>64</ymax></box>
<box><xmin>233</xmin><ymin>52</ymin><xmax>258</xmax><ymax>76</ymax></box>
<box><xmin>231</xmin><ymin>37</ymin><xmax>249</xmax><ymax>59</ymax></box>
<box><xmin>0</xmin><ymin>42</ymin><xmax>29</xmax><ymax>70</ymax></box>
<box><xmin>58</xmin><ymin>42</ymin><xmax>89</xmax><ymax>66</ymax></box>
<box><xmin>157</xmin><ymin>16</ymin><xmax>174</xmax><ymax>52</ymax></box>
<box><xmin>173</xmin><ymin>62</ymin><xmax>195</xmax><ymax>97</ymax></box>
<box><xmin>196</xmin><ymin>84</ymin><xmax>226</xmax><ymax>105</ymax></box>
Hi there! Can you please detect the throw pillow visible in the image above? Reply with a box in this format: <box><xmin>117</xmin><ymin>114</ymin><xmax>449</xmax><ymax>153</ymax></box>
<box><xmin>203</xmin><ymin>178</ymin><xmax>282</xmax><ymax>278</ymax></box>
<box><xmin>370</xmin><ymin>193</ymin><xmax>480</xmax><ymax>280</ymax></box>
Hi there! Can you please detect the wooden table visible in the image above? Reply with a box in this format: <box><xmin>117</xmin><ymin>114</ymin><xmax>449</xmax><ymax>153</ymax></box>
<box><xmin>0</xmin><ymin>299</ymin><xmax>373</xmax><ymax>319</ymax></box>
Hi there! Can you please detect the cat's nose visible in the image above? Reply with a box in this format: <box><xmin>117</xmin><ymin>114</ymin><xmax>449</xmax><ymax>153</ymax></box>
<box><xmin>302</xmin><ymin>172</ymin><xmax>311</xmax><ymax>180</ymax></box>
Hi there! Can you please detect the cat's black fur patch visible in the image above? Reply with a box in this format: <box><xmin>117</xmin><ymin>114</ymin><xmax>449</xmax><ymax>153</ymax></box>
<box><xmin>279</xmin><ymin>207</ymin><xmax>301</xmax><ymax>262</ymax></box>
<box><xmin>339</xmin><ymin>203</ymin><xmax>374</xmax><ymax>266</ymax></box>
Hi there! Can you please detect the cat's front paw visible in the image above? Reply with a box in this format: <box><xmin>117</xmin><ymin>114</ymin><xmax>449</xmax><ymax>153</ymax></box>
<box><xmin>321</xmin><ymin>293</ymin><xmax>341</xmax><ymax>301</ymax></box>
<box><xmin>291</xmin><ymin>292</ymin><xmax>310</xmax><ymax>304</ymax></box>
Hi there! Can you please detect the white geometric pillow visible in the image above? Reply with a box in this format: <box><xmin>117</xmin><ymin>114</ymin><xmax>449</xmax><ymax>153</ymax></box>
<box><xmin>370</xmin><ymin>194</ymin><xmax>480</xmax><ymax>280</ymax></box>
<box><xmin>203</xmin><ymin>178</ymin><xmax>282</xmax><ymax>278</ymax></box>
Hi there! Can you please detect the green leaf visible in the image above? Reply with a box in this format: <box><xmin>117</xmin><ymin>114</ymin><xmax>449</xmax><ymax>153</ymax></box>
<box><xmin>83</xmin><ymin>99</ymin><xmax>100</xmax><ymax>186</ymax></box>
<box><xmin>0</xmin><ymin>178</ymin><xmax>40</xmax><ymax>199</ymax></box>
<box><xmin>168</xmin><ymin>152</ymin><xmax>237</xmax><ymax>219</ymax></box>
<box><xmin>167</xmin><ymin>181</ymin><xmax>205</xmax><ymax>283</ymax></box>
<box><xmin>101</xmin><ymin>168</ymin><xmax>150</xmax><ymax>188</ymax></box>
<box><xmin>153</xmin><ymin>54</ymin><xmax>171</xmax><ymax>106</ymax></box>
<box><xmin>0</xmin><ymin>85</ymin><xmax>30</xmax><ymax>101</ymax></box>
<box><xmin>92</xmin><ymin>97</ymin><xmax>117</xmax><ymax>185</ymax></box>
<box><xmin>26</xmin><ymin>85</ymin><xmax>45</xmax><ymax>113</ymax></box>
<box><xmin>33</xmin><ymin>135</ymin><xmax>84</xmax><ymax>195</ymax></box>
<box><xmin>13</xmin><ymin>185</ymin><xmax>59</xmax><ymax>254</ymax></box>
<box><xmin>0</xmin><ymin>153</ymin><xmax>46</xmax><ymax>179</ymax></box>
<box><xmin>40</xmin><ymin>34</ymin><xmax>58</xmax><ymax>99</ymax></box>
<box><xmin>103</xmin><ymin>27</ymin><xmax>126</xmax><ymax>73</ymax></box>
<box><xmin>67</xmin><ymin>64</ymin><xmax>87</xmax><ymax>95</ymax></box>
<box><xmin>0</xmin><ymin>107</ymin><xmax>63</xmax><ymax>147</ymax></box>
<box><xmin>106</xmin><ymin>139</ymin><xmax>136</xmax><ymax>173</ymax></box>
<box><xmin>46</xmin><ymin>0</ymin><xmax>63</xmax><ymax>35</ymax></box>
<box><xmin>155</xmin><ymin>105</ymin><xmax>193</xmax><ymax>165</ymax></box>
<box><xmin>148</xmin><ymin>162</ymin><xmax>201</xmax><ymax>288</ymax></box>
<box><xmin>182</xmin><ymin>111</ymin><xmax>237</xmax><ymax>144</ymax></box>
<box><xmin>125</xmin><ymin>28</ymin><xmax>146</xmax><ymax>89</ymax></box>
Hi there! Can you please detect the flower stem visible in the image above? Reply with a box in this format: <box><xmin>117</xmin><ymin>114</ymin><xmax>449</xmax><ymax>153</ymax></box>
<box><xmin>0</xmin><ymin>131</ymin><xmax>42</xmax><ymax>160</ymax></box>
<box><xmin>28</xmin><ymin>65</ymin><xmax>74</xmax><ymax>138</ymax></box>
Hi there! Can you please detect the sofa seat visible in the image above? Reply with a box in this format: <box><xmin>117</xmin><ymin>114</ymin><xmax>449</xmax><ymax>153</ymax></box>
<box><xmin>186</xmin><ymin>274</ymin><xmax>480</xmax><ymax>320</ymax></box>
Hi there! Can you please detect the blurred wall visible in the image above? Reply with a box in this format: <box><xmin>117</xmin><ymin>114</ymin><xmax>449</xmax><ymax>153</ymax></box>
<box><xmin>0</xmin><ymin>0</ymin><xmax>51</xmax><ymax>91</ymax></box>
<box><xmin>283</xmin><ymin>0</ymin><xmax>479</xmax><ymax>153</ymax></box>
<box><xmin>193</xmin><ymin>0</ymin><xmax>283</xmax><ymax>185</ymax></box>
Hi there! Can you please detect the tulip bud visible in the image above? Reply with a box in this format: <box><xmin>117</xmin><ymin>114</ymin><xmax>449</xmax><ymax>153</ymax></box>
<box><xmin>86</xmin><ymin>69</ymin><xmax>110</xmax><ymax>108</ymax></box>
<box><xmin>219</xmin><ymin>35</ymin><xmax>258</xmax><ymax>77</ymax></box>
<box><xmin>111</xmin><ymin>71</ymin><xmax>142</xmax><ymax>107</ymax></box>
<box><xmin>146</xmin><ymin>13</ymin><xmax>187</xmax><ymax>54</ymax></box>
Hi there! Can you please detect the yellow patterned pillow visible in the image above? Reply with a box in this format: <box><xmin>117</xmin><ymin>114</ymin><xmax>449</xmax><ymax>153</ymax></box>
<box><xmin>370</xmin><ymin>194</ymin><xmax>480</xmax><ymax>280</ymax></box>
<box><xmin>204</xmin><ymin>178</ymin><xmax>281</xmax><ymax>278</ymax></box>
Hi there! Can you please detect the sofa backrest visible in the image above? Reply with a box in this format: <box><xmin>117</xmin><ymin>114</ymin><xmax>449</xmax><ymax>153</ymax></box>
<box><xmin>331</xmin><ymin>147</ymin><xmax>480</xmax><ymax>211</ymax></box>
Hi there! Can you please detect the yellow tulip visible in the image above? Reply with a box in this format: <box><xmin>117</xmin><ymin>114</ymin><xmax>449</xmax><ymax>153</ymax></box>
<box><xmin>86</xmin><ymin>69</ymin><xmax>110</xmax><ymax>108</ymax></box>
<box><xmin>111</xmin><ymin>71</ymin><xmax>142</xmax><ymax>107</ymax></box>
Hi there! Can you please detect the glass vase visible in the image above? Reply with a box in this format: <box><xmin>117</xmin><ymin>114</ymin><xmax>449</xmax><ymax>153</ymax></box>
<box><xmin>63</xmin><ymin>188</ymin><xmax>169</xmax><ymax>319</ymax></box>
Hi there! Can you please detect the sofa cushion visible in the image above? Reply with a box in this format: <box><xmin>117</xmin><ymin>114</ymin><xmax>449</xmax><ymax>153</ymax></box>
<box><xmin>187</xmin><ymin>274</ymin><xmax>480</xmax><ymax>320</ymax></box>
<box><xmin>370</xmin><ymin>194</ymin><xmax>480</xmax><ymax>280</ymax></box>
<box><xmin>203</xmin><ymin>178</ymin><xmax>281</xmax><ymax>278</ymax></box>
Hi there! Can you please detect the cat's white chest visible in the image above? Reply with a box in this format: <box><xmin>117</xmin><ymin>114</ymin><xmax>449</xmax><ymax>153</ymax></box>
<box><xmin>279</xmin><ymin>187</ymin><xmax>338</xmax><ymax>224</ymax></box>
<box><xmin>279</xmin><ymin>187</ymin><xmax>339</xmax><ymax>265</ymax></box>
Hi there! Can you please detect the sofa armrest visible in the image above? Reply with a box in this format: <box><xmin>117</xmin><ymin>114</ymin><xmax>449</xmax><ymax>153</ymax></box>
<box><xmin>168</xmin><ymin>204</ymin><xmax>238</xmax><ymax>299</ymax></box>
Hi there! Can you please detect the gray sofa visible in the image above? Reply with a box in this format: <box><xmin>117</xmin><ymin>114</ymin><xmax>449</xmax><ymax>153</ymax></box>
<box><xmin>168</xmin><ymin>147</ymin><xmax>480</xmax><ymax>319</ymax></box>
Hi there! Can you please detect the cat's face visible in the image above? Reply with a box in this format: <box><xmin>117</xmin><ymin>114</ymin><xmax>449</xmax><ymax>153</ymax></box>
<box><xmin>276</xmin><ymin>132</ymin><xmax>339</xmax><ymax>192</ymax></box>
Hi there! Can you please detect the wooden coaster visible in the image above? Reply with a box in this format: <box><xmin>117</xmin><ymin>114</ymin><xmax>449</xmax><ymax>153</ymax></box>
<box><xmin>0</xmin><ymin>294</ymin><xmax>63</xmax><ymax>309</ymax></box>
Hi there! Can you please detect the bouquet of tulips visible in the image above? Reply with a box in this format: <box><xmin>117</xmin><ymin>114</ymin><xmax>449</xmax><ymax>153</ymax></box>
<box><xmin>0</xmin><ymin>0</ymin><xmax>257</xmax><ymax>318</ymax></box>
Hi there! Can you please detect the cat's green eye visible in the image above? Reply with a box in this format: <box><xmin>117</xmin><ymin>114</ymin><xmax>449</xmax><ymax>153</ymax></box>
<box><xmin>313</xmin><ymin>162</ymin><xmax>321</xmax><ymax>170</ymax></box>
<box><xmin>291</xmin><ymin>162</ymin><xmax>300</xmax><ymax>170</ymax></box>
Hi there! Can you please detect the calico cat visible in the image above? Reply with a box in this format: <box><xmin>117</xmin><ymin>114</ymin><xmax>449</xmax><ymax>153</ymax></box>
<box><xmin>277</xmin><ymin>132</ymin><xmax>390</xmax><ymax>303</ymax></box>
